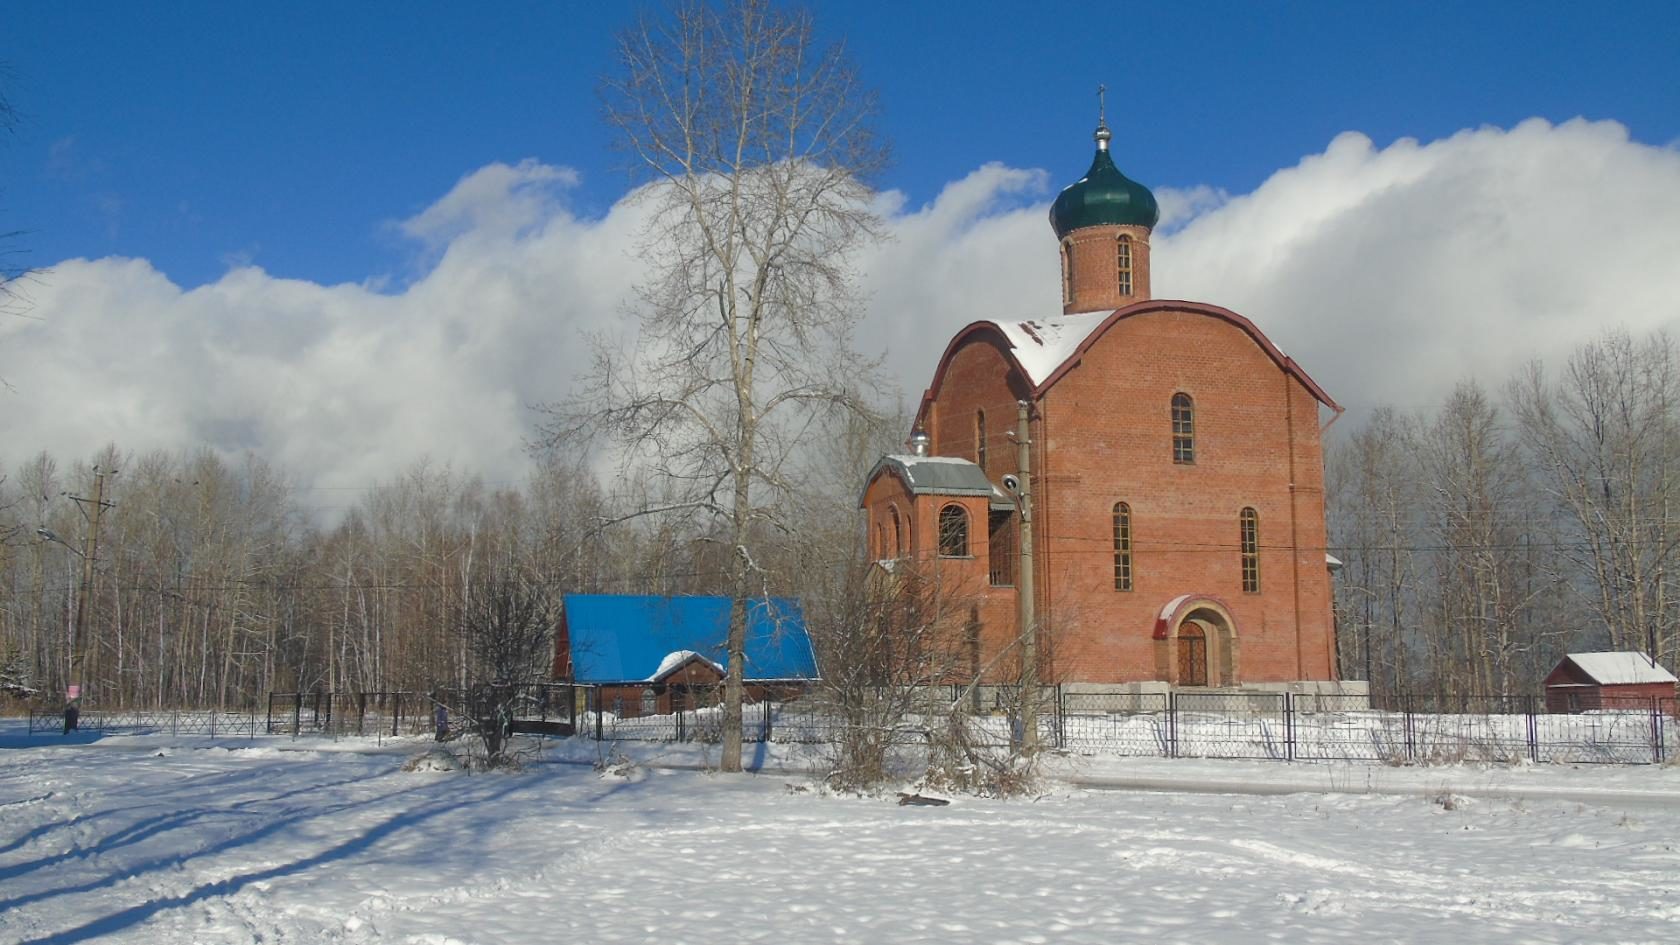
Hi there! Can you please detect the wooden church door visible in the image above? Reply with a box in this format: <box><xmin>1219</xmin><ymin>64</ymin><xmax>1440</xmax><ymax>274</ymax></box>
<box><xmin>1177</xmin><ymin>624</ymin><xmax>1208</xmax><ymax>687</ymax></box>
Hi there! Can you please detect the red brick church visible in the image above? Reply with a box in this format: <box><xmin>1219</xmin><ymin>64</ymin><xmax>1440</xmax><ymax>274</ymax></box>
<box><xmin>861</xmin><ymin>115</ymin><xmax>1351</xmax><ymax>695</ymax></box>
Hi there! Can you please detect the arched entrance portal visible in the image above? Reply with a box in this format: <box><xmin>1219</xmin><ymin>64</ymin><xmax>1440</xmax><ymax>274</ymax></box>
<box><xmin>1153</xmin><ymin>596</ymin><xmax>1240</xmax><ymax>687</ymax></box>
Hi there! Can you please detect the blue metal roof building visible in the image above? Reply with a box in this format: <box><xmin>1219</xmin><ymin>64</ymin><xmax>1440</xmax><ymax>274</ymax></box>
<box><xmin>557</xmin><ymin>595</ymin><xmax>818</xmax><ymax>684</ymax></box>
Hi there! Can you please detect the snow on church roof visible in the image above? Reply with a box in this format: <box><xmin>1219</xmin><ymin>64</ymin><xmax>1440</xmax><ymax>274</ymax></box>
<box><xmin>989</xmin><ymin>312</ymin><xmax>1109</xmax><ymax>385</ymax></box>
<box><xmin>925</xmin><ymin>301</ymin><xmax>1338</xmax><ymax>412</ymax></box>
<box><xmin>1563</xmin><ymin>652</ymin><xmax>1677</xmax><ymax>686</ymax></box>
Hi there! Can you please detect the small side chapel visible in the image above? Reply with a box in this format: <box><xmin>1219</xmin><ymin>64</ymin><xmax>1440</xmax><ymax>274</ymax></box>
<box><xmin>861</xmin><ymin>108</ymin><xmax>1352</xmax><ymax>695</ymax></box>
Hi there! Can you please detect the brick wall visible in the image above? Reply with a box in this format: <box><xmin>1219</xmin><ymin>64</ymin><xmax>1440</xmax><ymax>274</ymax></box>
<box><xmin>1062</xmin><ymin>223</ymin><xmax>1152</xmax><ymax>314</ymax></box>
<box><xmin>910</xmin><ymin>305</ymin><xmax>1338</xmax><ymax>686</ymax></box>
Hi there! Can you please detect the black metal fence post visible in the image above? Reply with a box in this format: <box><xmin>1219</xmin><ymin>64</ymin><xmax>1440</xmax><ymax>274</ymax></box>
<box><xmin>1167</xmin><ymin>691</ymin><xmax>1179</xmax><ymax>758</ymax></box>
<box><xmin>292</xmin><ymin>692</ymin><xmax>302</xmax><ymax>737</ymax></box>
<box><xmin>1526</xmin><ymin>695</ymin><xmax>1539</xmax><ymax>763</ymax></box>
<box><xmin>1284</xmin><ymin>693</ymin><xmax>1296</xmax><ymax>762</ymax></box>
<box><xmin>594</xmin><ymin>689</ymin><xmax>604</xmax><ymax>741</ymax></box>
<box><xmin>1652</xmin><ymin>698</ymin><xmax>1664</xmax><ymax>764</ymax></box>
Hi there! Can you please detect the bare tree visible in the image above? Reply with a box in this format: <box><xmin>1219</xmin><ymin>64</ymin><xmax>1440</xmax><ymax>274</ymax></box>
<box><xmin>457</xmin><ymin>562</ymin><xmax>559</xmax><ymax>767</ymax></box>
<box><xmin>1</xmin><ymin>64</ymin><xmax>35</xmax><ymax>321</ymax></box>
<box><xmin>536</xmin><ymin>0</ymin><xmax>888</xmax><ymax>771</ymax></box>
<box><xmin>1413</xmin><ymin>382</ymin><xmax>1561</xmax><ymax>695</ymax></box>
<box><xmin>1510</xmin><ymin>329</ymin><xmax>1680</xmax><ymax>666</ymax></box>
<box><xmin>1327</xmin><ymin>407</ymin><xmax>1425</xmax><ymax>697</ymax></box>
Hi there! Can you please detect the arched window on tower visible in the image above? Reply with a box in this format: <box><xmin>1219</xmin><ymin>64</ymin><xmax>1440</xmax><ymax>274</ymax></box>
<box><xmin>1112</xmin><ymin>501</ymin><xmax>1133</xmax><ymax>591</ymax></box>
<box><xmin>1060</xmin><ymin>240</ymin><xmax>1073</xmax><ymax>304</ymax></box>
<box><xmin>1240</xmin><ymin>507</ymin><xmax>1260</xmax><ymax>593</ymax></box>
<box><xmin>938</xmin><ymin>504</ymin><xmax>970</xmax><ymax>558</ymax></box>
<box><xmin>1172</xmin><ymin>393</ymin><xmax>1195</xmax><ymax>464</ymax></box>
<box><xmin>890</xmin><ymin>505</ymin><xmax>904</xmax><ymax>559</ymax></box>
<box><xmin>1116</xmin><ymin>235</ymin><xmax>1133</xmax><ymax>296</ymax></box>
<box><xmin>976</xmin><ymin>409</ymin><xmax>987</xmax><ymax>470</ymax></box>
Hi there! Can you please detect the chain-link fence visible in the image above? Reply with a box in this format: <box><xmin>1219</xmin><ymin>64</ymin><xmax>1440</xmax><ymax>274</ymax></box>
<box><xmin>63</xmin><ymin>684</ymin><xmax>1665</xmax><ymax>767</ymax></box>
<box><xmin>1059</xmin><ymin>689</ymin><xmax>1673</xmax><ymax>764</ymax></box>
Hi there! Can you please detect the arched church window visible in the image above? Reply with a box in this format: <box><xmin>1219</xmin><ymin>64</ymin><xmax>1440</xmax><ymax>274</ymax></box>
<box><xmin>976</xmin><ymin>409</ymin><xmax>987</xmax><ymax>469</ymax></box>
<box><xmin>1117</xmin><ymin>235</ymin><xmax>1133</xmax><ymax>296</ymax></box>
<box><xmin>890</xmin><ymin>505</ymin><xmax>904</xmax><ymax>559</ymax></box>
<box><xmin>1060</xmin><ymin>240</ymin><xmax>1073</xmax><ymax>304</ymax></box>
<box><xmin>938</xmin><ymin>505</ymin><xmax>970</xmax><ymax>558</ymax></box>
<box><xmin>1112</xmin><ymin>502</ymin><xmax>1133</xmax><ymax>591</ymax></box>
<box><xmin>1240</xmin><ymin>507</ymin><xmax>1260</xmax><ymax>593</ymax></box>
<box><xmin>641</xmin><ymin>688</ymin><xmax>658</xmax><ymax>716</ymax></box>
<box><xmin>1172</xmin><ymin>393</ymin><xmax>1195</xmax><ymax>464</ymax></box>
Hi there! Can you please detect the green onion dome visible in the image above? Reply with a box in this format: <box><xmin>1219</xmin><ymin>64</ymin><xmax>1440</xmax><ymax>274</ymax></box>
<box><xmin>1049</xmin><ymin>126</ymin><xmax>1160</xmax><ymax>237</ymax></box>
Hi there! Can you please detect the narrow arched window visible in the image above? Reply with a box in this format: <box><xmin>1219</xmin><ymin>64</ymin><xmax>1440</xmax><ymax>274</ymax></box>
<box><xmin>1112</xmin><ymin>502</ymin><xmax>1133</xmax><ymax>591</ymax></box>
<box><xmin>641</xmin><ymin>688</ymin><xmax>658</xmax><ymax>715</ymax></box>
<box><xmin>876</xmin><ymin>522</ymin><xmax>886</xmax><ymax>559</ymax></box>
<box><xmin>890</xmin><ymin>506</ymin><xmax>904</xmax><ymax>559</ymax></box>
<box><xmin>976</xmin><ymin>409</ymin><xmax>988</xmax><ymax>470</ymax></box>
<box><xmin>1240</xmin><ymin>507</ymin><xmax>1260</xmax><ymax>593</ymax></box>
<box><xmin>1172</xmin><ymin>393</ymin><xmax>1195</xmax><ymax>464</ymax></box>
<box><xmin>1060</xmin><ymin>240</ymin><xmax>1073</xmax><ymax>304</ymax></box>
<box><xmin>1117</xmin><ymin>235</ymin><xmax>1133</xmax><ymax>296</ymax></box>
<box><xmin>938</xmin><ymin>504</ymin><xmax>970</xmax><ymax>557</ymax></box>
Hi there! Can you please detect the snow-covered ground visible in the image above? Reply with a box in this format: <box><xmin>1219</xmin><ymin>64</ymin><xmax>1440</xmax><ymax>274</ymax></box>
<box><xmin>3</xmin><ymin>722</ymin><xmax>1678</xmax><ymax>944</ymax></box>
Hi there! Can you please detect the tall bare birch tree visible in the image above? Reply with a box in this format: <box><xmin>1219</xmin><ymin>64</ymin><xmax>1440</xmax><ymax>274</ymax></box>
<box><xmin>1510</xmin><ymin>329</ymin><xmax>1680</xmax><ymax>666</ymax></box>
<box><xmin>535</xmin><ymin>0</ymin><xmax>886</xmax><ymax>771</ymax></box>
<box><xmin>1</xmin><ymin>66</ymin><xmax>34</xmax><ymax>319</ymax></box>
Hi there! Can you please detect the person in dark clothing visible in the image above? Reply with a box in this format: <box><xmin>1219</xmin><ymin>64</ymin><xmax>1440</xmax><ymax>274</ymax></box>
<box><xmin>63</xmin><ymin>702</ymin><xmax>80</xmax><ymax>734</ymax></box>
<box><xmin>434</xmin><ymin>703</ymin><xmax>449</xmax><ymax>741</ymax></box>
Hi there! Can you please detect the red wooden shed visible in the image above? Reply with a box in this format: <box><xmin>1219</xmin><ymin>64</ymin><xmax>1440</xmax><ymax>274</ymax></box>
<box><xmin>1543</xmin><ymin>652</ymin><xmax>1677</xmax><ymax>714</ymax></box>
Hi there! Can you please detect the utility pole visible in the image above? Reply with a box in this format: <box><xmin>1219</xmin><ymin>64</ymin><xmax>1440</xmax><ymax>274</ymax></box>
<box><xmin>66</xmin><ymin>466</ymin><xmax>114</xmax><ymax>705</ymax></box>
<box><xmin>1015</xmin><ymin>401</ymin><xmax>1039</xmax><ymax>753</ymax></box>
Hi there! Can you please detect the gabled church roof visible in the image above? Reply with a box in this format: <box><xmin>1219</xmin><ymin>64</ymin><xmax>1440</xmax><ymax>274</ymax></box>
<box><xmin>921</xmin><ymin>299</ymin><xmax>1340</xmax><ymax>412</ymax></box>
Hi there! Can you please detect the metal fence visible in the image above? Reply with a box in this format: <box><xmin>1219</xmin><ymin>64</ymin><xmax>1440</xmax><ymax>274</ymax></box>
<box><xmin>58</xmin><ymin>684</ymin><xmax>1664</xmax><ymax>767</ymax></box>
<box><xmin>1059</xmin><ymin>690</ymin><xmax>1674</xmax><ymax>764</ymax></box>
<box><xmin>28</xmin><ymin>706</ymin><xmax>261</xmax><ymax>737</ymax></box>
<box><xmin>264</xmin><ymin>685</ymin><xmax>582</xmax><ymax>738</ymax></box>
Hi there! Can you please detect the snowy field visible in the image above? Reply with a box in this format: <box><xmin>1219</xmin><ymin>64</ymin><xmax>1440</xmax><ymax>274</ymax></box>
<box><xmin>3</xmin><ymin>724</ymin><xmax>1679</xmax><ymax>944</ymax></box>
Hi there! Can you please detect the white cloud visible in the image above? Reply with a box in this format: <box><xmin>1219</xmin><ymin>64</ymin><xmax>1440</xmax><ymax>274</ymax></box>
<box><xmin>6</xmin><ymin>119</ymin><xmax>1678</xmax><ymax>509</ymax></box>
<box><xmin>1153</xmin><ymin>119</ymin><xmax>1680</xmax><ymax>414</ymax></box>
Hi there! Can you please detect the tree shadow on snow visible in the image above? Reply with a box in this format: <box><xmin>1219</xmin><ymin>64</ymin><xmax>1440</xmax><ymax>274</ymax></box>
<box><xmin>6</xmin><ymin>772</ymin><xmax>530</xmax><ymax>944</ymax></box>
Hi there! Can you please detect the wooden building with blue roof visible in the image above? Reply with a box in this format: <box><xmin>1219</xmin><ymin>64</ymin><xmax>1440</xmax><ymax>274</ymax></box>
<box><xmin>552</xmin><ymin>595</ymin><xmax>818</xmax><ymax>717</ymax></box>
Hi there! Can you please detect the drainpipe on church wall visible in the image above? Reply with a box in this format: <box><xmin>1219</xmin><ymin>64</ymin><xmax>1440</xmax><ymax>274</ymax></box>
<box><xmin>1014</xmin><ymin>401</ymin><xmax>1039</xmax><ymax>753</ymax></box>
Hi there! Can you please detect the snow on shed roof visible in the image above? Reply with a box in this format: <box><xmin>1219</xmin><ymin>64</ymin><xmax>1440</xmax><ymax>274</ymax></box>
<box><xmin>1561</xmin><ymin>652</ymin><xmax>1677</xmax><ymax>686</ymax></box>
<box><xmin>648</xmin><ymin>650</ymin><xmax>723</xmax><ymax>682</ymax></box>
<box><xmin>562</xmin><ymin>595</ymin><xmax>818</xmax><ymax>685</ymax></box>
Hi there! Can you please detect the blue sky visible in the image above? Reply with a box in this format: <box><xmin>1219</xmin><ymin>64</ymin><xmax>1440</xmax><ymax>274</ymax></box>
<box><xmin>3</xmin><ymin>2</ymin><xmax>1680</xmax><ymax>501</ymax></box>
<box><xmin>6</xmin><ymin>1</ymin><xmax>1677</xmax><ymax>290</ymax></box>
